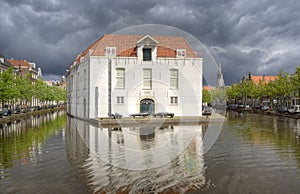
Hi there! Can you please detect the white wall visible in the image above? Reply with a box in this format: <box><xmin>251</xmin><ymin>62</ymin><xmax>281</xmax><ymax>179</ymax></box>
<box><xmin>67</xmin><ymin>53</ymin><xmax>202</xmax><ymax>118</ymax></box>
<box><xmin>94</xmin><ymin>57</ymin><xmax>202</xmax><ymax>117</ymax></box>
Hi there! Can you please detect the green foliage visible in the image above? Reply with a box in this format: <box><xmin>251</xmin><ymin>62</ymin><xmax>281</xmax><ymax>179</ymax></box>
<box><xmin>0</xmin><ymin>68</ymin><xmax>66</xmax><ymax>106</ymax></box>
<box><xmin>0</xmin><ymin>68</ymin><xmax>17</xmax><ymax>103</ymax></box>
<box><xmin>202</xmin><ymin>89</ymin><xmax>212</xmax><ymax>103</ymax></box>
<box><xmin>226</xmin><ymin>67</ymin><xmax>300</xmax><ymax>103</ymax></box>
<box><xmin>291</xmin><ymin>67</ymin><xmax>300</xmax><ymax>97</ymax></box>
<box><xmin>226</xmin><ymin>84</ymin><xmax>240</xmax><ymax>99</ymax></box>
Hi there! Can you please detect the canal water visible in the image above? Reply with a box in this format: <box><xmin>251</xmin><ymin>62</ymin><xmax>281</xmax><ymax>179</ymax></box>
<box><xmin>1</xmin><ymin>111</ymin><xmax>300</xmax><ymax>193</ymax></box>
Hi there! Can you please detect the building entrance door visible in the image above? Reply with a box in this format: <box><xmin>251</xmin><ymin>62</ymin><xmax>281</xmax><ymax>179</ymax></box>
<box><xmin>140</xmin><ymin>98</ymin><xmax>155</xmax><ymax>113</ymax></box>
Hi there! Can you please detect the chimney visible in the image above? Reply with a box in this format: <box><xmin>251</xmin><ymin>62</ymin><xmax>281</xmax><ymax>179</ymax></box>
<box><xmin>248</xmin><ymin>72</ymin><xmax>252</xmax><ymax>80</ymax></box>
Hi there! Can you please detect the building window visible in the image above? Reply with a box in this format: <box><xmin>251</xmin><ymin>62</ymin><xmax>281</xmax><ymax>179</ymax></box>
<box><xmin>143</xmin><ymin>68</ymin><xmax>152</xmax><ymax>89</ymax></box>
<box><xmin>116</xmin><ymin>96</ymin><xmax>124</xmax><ymax>105</ymax></box>
<box><xmin>176</xmin><ymin>49</ymin><xmax>186</xmax><ymax>57</ymax></box>
<box><xmin>143</xmin><ymin>48</ymin><xmax>152</xmax><ymax>61</ymax></box>
<box><xmin>170</xmin><ymin>96</ymin><xmax>178</xmax><ymax>105</ymax></box>
<box><xmin>170</xmin><ymin>69</ymin><xmax>179</xmax><ymax>89</ymax></box>
<box><xmin>116</xmin><ymin>68</ymin><xmax>125</xmax><ymax>89</ymax></box>
<box><xmin>106</xmin><ymin>47</ymin><xmax>116</xmax><ymax>56</ymax></box>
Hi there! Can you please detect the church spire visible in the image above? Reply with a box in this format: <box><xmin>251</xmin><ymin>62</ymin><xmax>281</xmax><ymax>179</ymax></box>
<box><xmin>217</xmin><ymin>63</ymin><xmax>225</xmax><ymax>88</ymax></box>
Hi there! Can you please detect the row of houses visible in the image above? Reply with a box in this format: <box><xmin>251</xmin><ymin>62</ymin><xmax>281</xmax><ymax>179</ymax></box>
<box><xmin>0</xmin><ymin>53</ymin><xmax>66</xmax><ymax>109</ymax></box>
<box><xmin>0</xmin><ymin>53</ymin><xmax>42</xmax><ymax>81</ymax></box>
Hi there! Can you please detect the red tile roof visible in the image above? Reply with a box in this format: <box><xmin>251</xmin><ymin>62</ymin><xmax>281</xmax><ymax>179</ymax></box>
<box><xmin>7</xmin><ymin>59</ymin><xmax>31</xmax><ymax>68</ymax></box>
<box><xmin>77</xmin><ymin>34</ymin><xmax>200</xmax><ymax>61</ymax></box>
<box><xmin>251</xmin><ymin>75</ymin><xmax>278</xmax><ymax>84</ymax></box>
<box><xmin>202</xmin><ymin>86</ymin><xmax>216</xmax><ymax>91</ymax></box>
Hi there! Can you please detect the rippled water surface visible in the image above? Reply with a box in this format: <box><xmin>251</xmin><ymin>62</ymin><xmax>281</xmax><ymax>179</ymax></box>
<box><xmin>1</xmin><ymin>112</ymin><xmax>300</xmax><ymax>193</ymax></box>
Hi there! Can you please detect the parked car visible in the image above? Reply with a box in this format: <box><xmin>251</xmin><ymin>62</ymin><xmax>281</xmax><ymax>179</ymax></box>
<box><xmin>2</xmin><ymin>108</ymin><xmax>12</xmax><ymax>116</ymax></box>
<box><xmin>108</xmin><ymin>113</ymin><xmax>122</xmax><ymax>119</ymax></box>
<box><xmin>261</xmin><ymin>105</ymin><xmax>270</xmax><ymax>111</ymax></box>
<box><xmin>20</xmin><ymin>108</ymin><xmax>27</xmax><ymax>113</ymax></box>
<box><xmin>130</xmin><ymin>112</ymin><xmax>152</xmax><ymax>118</ymax></box>
<box><xmin>153</xmin><ymin>112</ymin><xmax>174</xmax><ymax>118</ymax></box>
<box><xmin>295</xmin><ymin>105</ymin><xmax>300</xmax><ymax>113</ymax></box>
<box><xmin>230</xmin><ymin>104</ymin><xmax>239</xmax><ymax>110</ymax></box>
<box><xmin>289</xmin><ymin>105</ymin><xmax>300</xmax><ymax>114</ymax></box>
<box><xmin>277</xmin><ymin>106</ymin><xmax>288</xmax><ymax>113</ymax></box>
<box><xmin>202</xmin><ymin>106</ymin><xmax>213</xmax><ymax>115</ymax></box>
<box><xmin>12</xmin><ymin>108</ymin><xmax>21</xmax><ymax>114</ymax></box>
<box><xmin>244</xmin><ymin>105</ymin><xmax>252</xmax><ymax>111</ymax></box>
<box><xmin>32</xmin><ymin>106</ymin><xmax>43</xmax><ymax>111</ymax></box>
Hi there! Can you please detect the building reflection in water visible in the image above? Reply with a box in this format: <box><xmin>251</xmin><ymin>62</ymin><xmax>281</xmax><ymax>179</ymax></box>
<box><xmin>0</xmin><ymin>111</ymin><xmax>64</xmax><ymax>137</ymax></box>
<box><xmin>0</xmin><ymin>111</ymin><xmax>66</xmax><ymax>171</ymax></box>
<box><xmin>66</xmin><ymin>117</ymin><xmax>206</xmax><ymax>193</ymax></box>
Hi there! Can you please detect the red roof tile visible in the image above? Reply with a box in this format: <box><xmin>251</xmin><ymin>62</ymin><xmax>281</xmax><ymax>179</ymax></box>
<box><xmin>251</xmin><ymin>75</ymin><xmax>278</xmax><ymax>84</ymax></box>
<box><xmin>77</xmin><ymin>34</ymin><xmax>199</xmax><ymax>61</ymax></box>
<box><xmin>202</xmin><ymin>86</ymin><xmax>216</xmax><ymax>91</ymax></box>
<box><xmin>7</xmin><ymin>59</ymin><xmax>31</xmax><ymax>68</ymax></box>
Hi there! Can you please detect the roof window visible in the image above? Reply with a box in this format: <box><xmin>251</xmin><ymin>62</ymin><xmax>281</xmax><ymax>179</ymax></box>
<box><xmin>106</xmin><ymin>47</ymin><xmax>116</xmax><ymax>56</ymax></box>
<box><xmin>176</xmin><ymin>49</ymin><xmax>186</xmax><ymax>57</ymax></box>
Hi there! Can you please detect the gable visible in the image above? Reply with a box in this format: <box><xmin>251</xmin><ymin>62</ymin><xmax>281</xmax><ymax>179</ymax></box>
<box><xmin>137</xmin><ymin>35</ymin><xmax>158</xmax><ymax>47</ymax></box>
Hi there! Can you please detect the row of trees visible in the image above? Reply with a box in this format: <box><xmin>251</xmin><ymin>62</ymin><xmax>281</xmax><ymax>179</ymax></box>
<box><xmin>226</xmin><ymin>67</ymin><xmax>300</xmax><ymax>107</ymax></box>
<box><xmin>0</xmin><ymin>68</ymin><xmax>66</xmax><ymax>108</ymax></box>
<box><xmin>202</xmin><ymin>67</ymin><xmax>300</xmax><ymax>107</ymax></box>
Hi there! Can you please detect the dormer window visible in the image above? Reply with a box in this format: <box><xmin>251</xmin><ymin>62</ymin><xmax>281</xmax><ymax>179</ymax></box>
<box><xmin>106</xmin><ymin>47</ymin><xmax>116</xmax><ymax>56</ymax></box>
<box><xmin>176</xmin><ymin>49</ymin><xmax>186</xmax><ymax>58</ymax></box>
<box><xmin>137</xmin><ymin>35</ymin><xmax>158</xmax><ymax>62</ymax></box>
<box><xmin>143</xmin><ymin>48</ymin><xmax>152</xmax><ymax>61</ymax></box>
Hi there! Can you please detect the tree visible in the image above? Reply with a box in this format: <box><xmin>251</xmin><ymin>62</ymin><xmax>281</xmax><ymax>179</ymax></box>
<box><xmin>16</xmin><ymin>73</ymin><xmax>34</xmax><ymax>106</ymax></box>
<box><xmin>0</xmin><ymin>68</ymin><xmax>18</xmax><ymax>107</ymax></box>
<box><xmin>0</xmin><ymin>67</ymin><xmax>66</xmax><ymax>109</ymax></box>
<box><xmin>202</xmin><ymin>89</ymin><xmax>212</xmax><ymax>104</ymax></box>
<box><xmin>226</xmin><ymin>84</ymin><xmax>238</xmax><ymax>99</ymax></box>
<box><xmin>291</xmin><ymin>67</ymin><xmax>300</xmax><ymax>97</ymax></box>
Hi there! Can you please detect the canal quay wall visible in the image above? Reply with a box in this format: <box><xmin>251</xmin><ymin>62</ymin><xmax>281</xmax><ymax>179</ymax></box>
<box><xmin>67</xmin><ymin>112</ymin><xmax>226</xmax><ymax>128</ymax></box>
<box><xmin>233</xmin><ymin>109</ymin><xmax>300</xmax><ymax>119</ymax></box>
<box><xmin>0</xmin><ymin>106</ymin><xmax>66</xmax><ymax>123</ymax></box>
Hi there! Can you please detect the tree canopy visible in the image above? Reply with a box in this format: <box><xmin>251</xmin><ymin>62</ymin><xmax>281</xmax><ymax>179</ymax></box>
<box><xmin>0</xmin><ymin>67</ymin><xmax>66</xmax><ymax>107</ymax></box>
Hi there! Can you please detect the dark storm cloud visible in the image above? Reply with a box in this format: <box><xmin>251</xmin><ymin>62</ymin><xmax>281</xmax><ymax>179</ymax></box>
<box><xmin>0</xmin><ymin>0</ymin><xmax>299</xmax><ymax>84</ymax></box>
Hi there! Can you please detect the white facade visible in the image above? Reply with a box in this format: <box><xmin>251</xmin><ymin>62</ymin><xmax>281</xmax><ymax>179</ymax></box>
<box><xmin>67</xmin><ymin>35</ymin><xmax>203</xmax><ymax>118</ymax></box>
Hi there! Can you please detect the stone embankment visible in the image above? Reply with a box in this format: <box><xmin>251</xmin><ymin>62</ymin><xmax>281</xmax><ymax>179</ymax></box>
<box><xmin>87</xmin><ymin>113</ymin><xmax>226</xmax><ymax>128</ymax></box>
<box><xmin>232</xmin><ymin>108</ymin><xmax>300</xmax><ymax>119</ymax></box>
<box><xmin>0</xmin><ymin>106</ymin><xmax>66</xmax><ymax>123</ymax></box>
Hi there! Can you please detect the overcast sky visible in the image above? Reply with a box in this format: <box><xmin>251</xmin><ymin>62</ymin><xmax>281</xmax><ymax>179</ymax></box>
<box><xmin>0</xmin><ymin>0</ymin><xmax>299</xmax><ymax>85</ymax></box>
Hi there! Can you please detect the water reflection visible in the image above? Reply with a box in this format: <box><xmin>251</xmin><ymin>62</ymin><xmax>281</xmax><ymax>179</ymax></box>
<box><xmin>66</xmin><ymin>117</ymin><xmax>206</xmax><ymax>193</ymax></box>
<box><xmin>293</xmin><ymin>119</ymin><xmax>300</xmax><ymax>139</ymax></box>
<box><xmin>226</xmin><ymin>112</ymin><xmax>300</xmax><ymax>168</ymax></box>
<box><xmin>0</xmin><ymin>111</ymin><xmax>66</xmax><ymax>170</ymax></box>
<box><xmin>0</xmin><ymin>111</ymin><xmax>65</xmax><ymax>137</ymax></box>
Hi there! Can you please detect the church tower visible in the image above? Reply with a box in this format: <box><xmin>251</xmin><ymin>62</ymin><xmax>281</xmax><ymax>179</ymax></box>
<box><xmin>217</xmin><ymin>63</ymin><xmax>225</xmax><ymax>88</ymax></box>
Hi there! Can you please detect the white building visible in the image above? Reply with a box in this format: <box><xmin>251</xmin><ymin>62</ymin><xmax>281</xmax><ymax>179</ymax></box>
<box><xmin>67</xmin><ymin>34</ymin><xmax>203</xmax><ymax>119</ymax></box>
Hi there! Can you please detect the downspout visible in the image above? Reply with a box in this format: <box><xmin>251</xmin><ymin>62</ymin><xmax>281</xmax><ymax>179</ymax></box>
<box><xmin>108</xmin><ymin>59</ymin><xmax>112</xmax><ymax>118</ymax></box>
